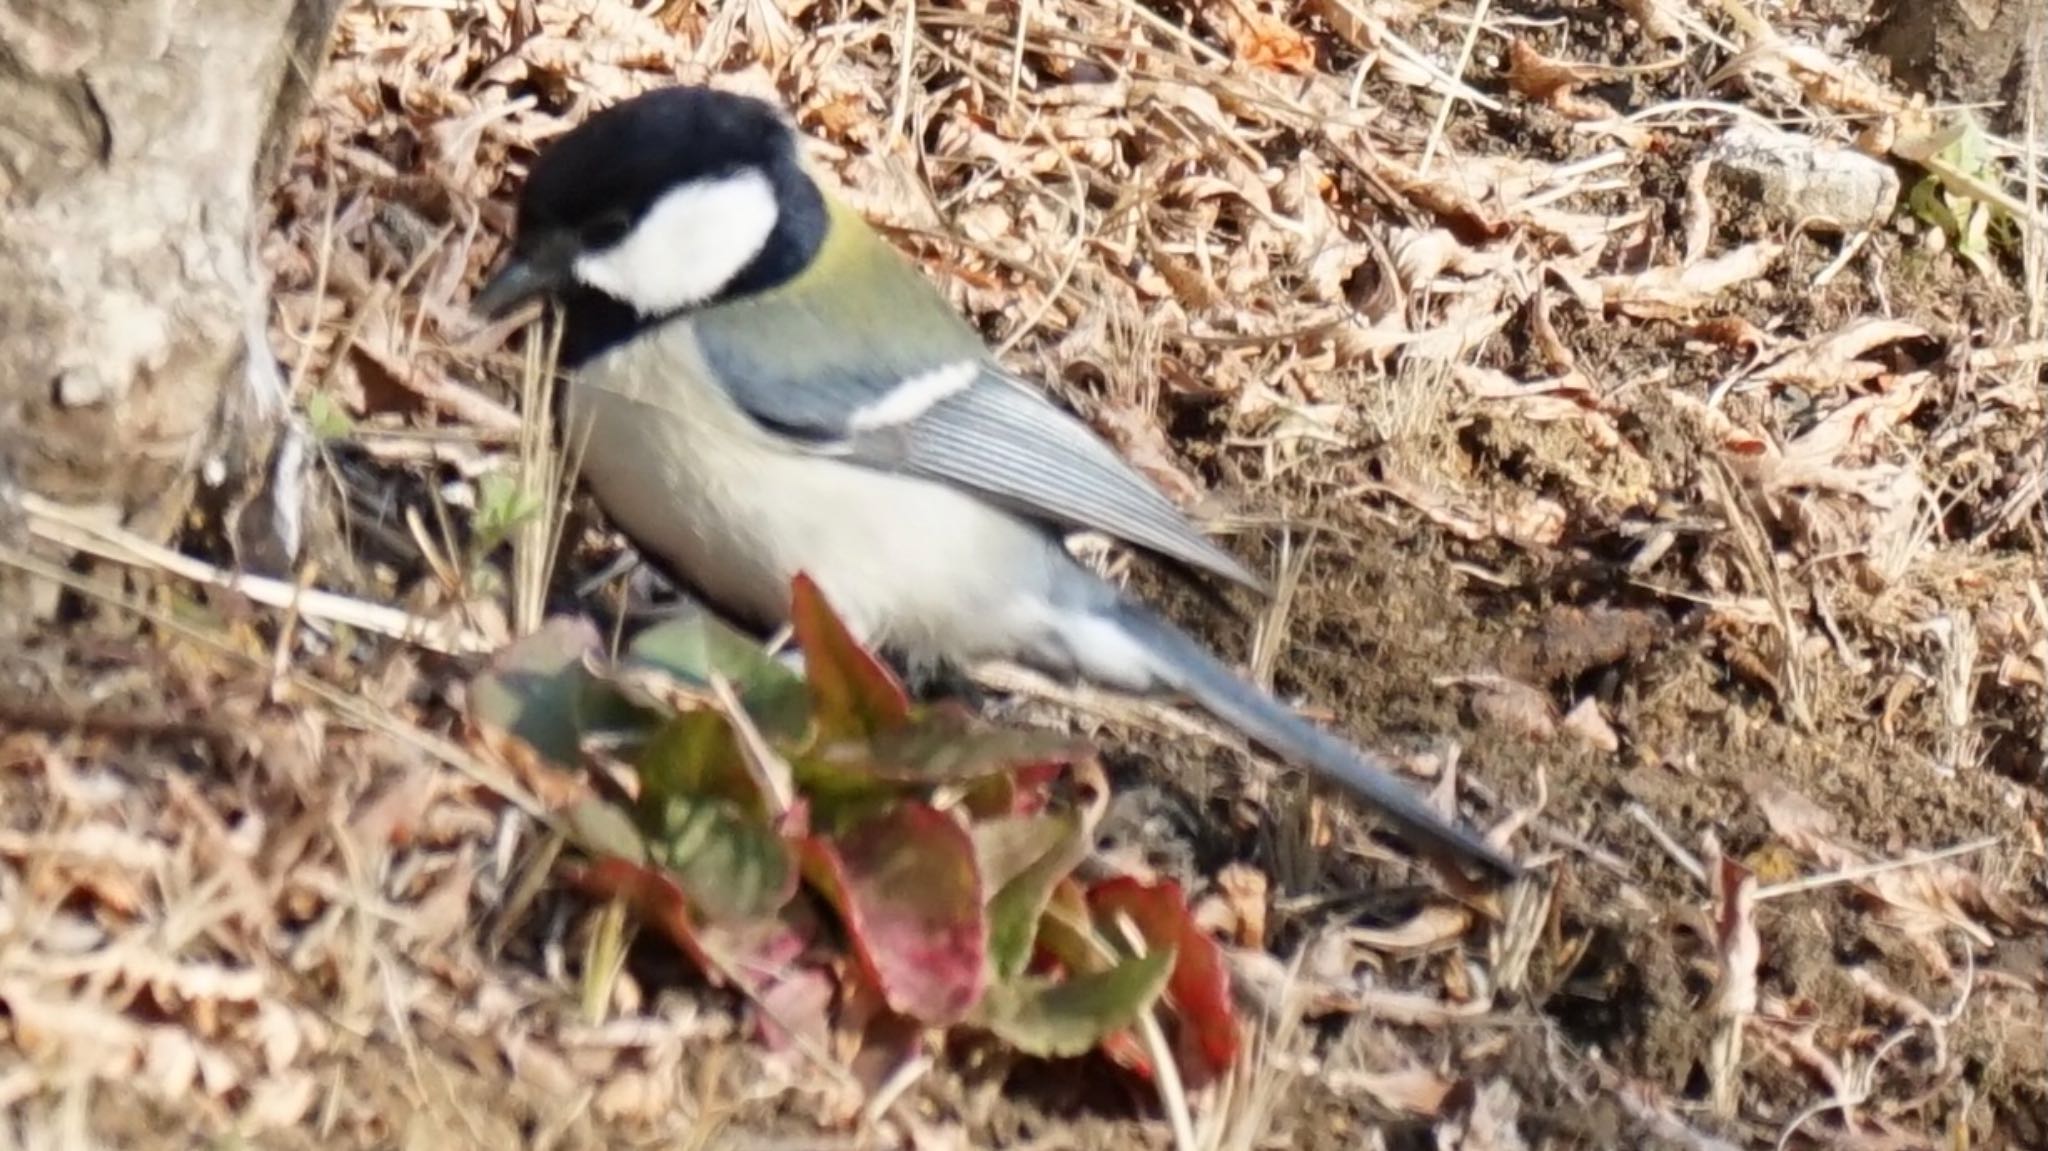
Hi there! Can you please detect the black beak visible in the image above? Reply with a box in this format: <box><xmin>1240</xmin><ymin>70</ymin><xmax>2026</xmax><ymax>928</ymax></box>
<box><xmin>474</xmin><ymin>231</ymin><xmax>585</xmax><ymax>319</ymax></box>
<box><xmin>472</xmin><ymin>253</ymin><xmax>560</xmax><ymax>319</ymax></box>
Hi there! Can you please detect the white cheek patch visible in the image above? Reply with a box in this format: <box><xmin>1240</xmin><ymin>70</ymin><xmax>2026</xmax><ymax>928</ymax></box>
<box><xmin>572</xmin><ymin>169</ymin><xmax>781</xmax><ymax>314</ymax></box>
<box><xmin>847</xmin><ymin>361</ymin><xmax>980</xmax><ymax>433</ymax></box>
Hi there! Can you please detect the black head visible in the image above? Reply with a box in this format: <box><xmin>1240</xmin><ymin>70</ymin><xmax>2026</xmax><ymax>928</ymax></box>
<box><xmin>474</xmin><ymin>85</ymin><xmax>827</xmax><ymax>341</ymax></box>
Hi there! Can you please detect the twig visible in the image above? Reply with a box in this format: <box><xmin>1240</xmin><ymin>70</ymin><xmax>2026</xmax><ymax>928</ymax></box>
<box><xmin>1626</xmin><ymin>802</ymin><xmax>1708</xmax><ymax>886</ymax></box>
<box><xmin>1419</xmin><ymin>0</ymin><xmax>1493</xmax><ymax>175</ymax></box>
<box><xmin>889</xmin><ymin>0</ymin><xmax>917</xmax><ymax>144</ymax></box>
<box><xmin>860</xmin><ymin>1053</ymin><xmax>933</xmax><ymax>1130</ymax></box>
<box><xmin>10</xmin><ymin>492</ymin><xmax>493</xmax><ymax>655</ymax></box>
<box><xmin>1755</xmin><ymin>836</ymin><xmax>2004</xmax><ymax>901</ymax></box>
<box><xmin>1112</xmin><ymin>913</ymin><xmax>1196</xmax><ymax>1151</ymax></box>
<box><xmin>0</xmin><ymin>698</ymin><xmax>243</xmax><ymax>766</ymax></box>
<box><xmin>0</xmin><ymin>543</ymin><xmax>544</xmax><ymax>819</ymax></box>
<box><xmin>711</xmin><ymin>673</ymin><xmax>796</xmax><ymax>817</ymax></box>
<box><xmin>512</xmin><ymin>308</ymin><xmax>570</xmax><ymax>637</ymax></box>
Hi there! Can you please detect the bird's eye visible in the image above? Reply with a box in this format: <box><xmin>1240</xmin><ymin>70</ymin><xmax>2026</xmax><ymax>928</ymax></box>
<box><xmin>583</xmin><ymin>212</ymin><xmax>633</xmax><ymax>249</ymax></box>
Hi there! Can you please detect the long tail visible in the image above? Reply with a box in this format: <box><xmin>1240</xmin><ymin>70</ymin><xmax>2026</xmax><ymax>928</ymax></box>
<box><xmin>1102</xmin><ymin>601</ymin><xmax>1522</xmax><ymax>882</ymax></box>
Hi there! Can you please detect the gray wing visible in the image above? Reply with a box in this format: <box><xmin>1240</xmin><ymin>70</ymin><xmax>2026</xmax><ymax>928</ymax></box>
<box><xmin>688</xmin><ymin>295</ymin><xmax>1265</xmax><ymax>592</ymax></box>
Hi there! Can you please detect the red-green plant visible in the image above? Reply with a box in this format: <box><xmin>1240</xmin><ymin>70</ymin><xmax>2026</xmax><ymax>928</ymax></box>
<box><xmin>468</xmin><ymin>574</ymin><xmax>1239</xmax><ymax>1090</ymax></box>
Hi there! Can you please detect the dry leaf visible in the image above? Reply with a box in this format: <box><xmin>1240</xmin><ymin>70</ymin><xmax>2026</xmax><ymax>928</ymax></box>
<box><xmin>1215</xmin><ymin>863</ymin><xmax>1269</xmax><ymax>949</ymax></box>
<box><xmin>1346</xmin><ymin>905</ymin><xmax>1475</xmax><ymax>953</ymax></box>
<box><xmin>244</xmin><ymin>1070</ymin><xmax>320</xmax><ymax>1130</ymax></box>
<box><xmin>1599</xmin><ymin>243</ymin><xmax>1782</xmax><ymax>319</ymax></box>
<box><xmin>1751</xmin><ymin>777</ymin><xmax>2020</xmax><ymax>956</ymax></box>
<box><xmin>1327</xmin><ymin>1066</ymin><xmax>1455</xmax><ymax>1116</ymax></box>
<box><xmin>1613</xmin><ymin>0</ymin><xmax>1692</xmax><ymax>44</ymax></box>
<box><xmin>1459</xmin><ymin>677</ymin><xmax>1559</xmax><ymax>741</ymax></box>
<box><xmin>1708</xmin><ymin>856</ymin><xmax>1761</xmax><ymax>1019</ymax></box>
<box><xmin>1093</xmin><ymin>405</ymin><xmax>1207</xmax><ymax>506</ymax></box>
<box><xmin>1504</xmin><ymin>39</ymin><xmax>1620</xmax><ymax>122</ymax></box>
<box><xmin>1560</xmin><ymin>697</ymin><xmax>1621</xmax><ymax>752</ymax></box>
<box><xmin>1203</xmin><ymin>0</ymin><xmax>1316</xmax><ymax>73</ymax></box>
<box><xmin>1436</xmin><ymin>1078</ymin><xmax>1530</xmax><ymax>1151</ymax></box>
<box><xmin>1748</xmin><ymin>318</ymin><xmax>1931</xmax><ymax>392</ymax></box>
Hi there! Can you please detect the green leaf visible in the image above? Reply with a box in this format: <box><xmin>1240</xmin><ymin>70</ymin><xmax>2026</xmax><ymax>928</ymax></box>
<box><xmin>974</xmin><ymin>811</ymin><xmax>1091</xmax><ymax>980</ymax></box>
<box><xmin>624</xmin><ymin>605</ymin><xmax>811</xmax><ymax>741</ymax></box>
<box><xmin>472</xmin><ymin>471</ymin><xmax>545</xmax><ymax>555</ymax></box>
<box><xmin>792</xmin><ymin>704</ymin><xmax>1087</xmax><ymax>826</ymax></box>
<box><xmin>1902</xmin><ymin>116</ymin><xmax>2010</xmax><ymax>276</ymax></box>
<box><xmin>305</xmin><ymin>390</ymin><xmax>355</xmax><ymax>441</ymax></box>
<box><xmin>1932</xmin><ymin>116</ymin><xmax>1989</xmax><ymax>174</ymax></box>
<box><xmin>807</xmin><ymin>708</ymin><xmax>1087</xmax><ymax>788</ymax></box>
<box><xmin>468</xmin><ymin>617</ymin><xmax>603</xmax><ymax>765</ymax></box>
<box><xmin>975</xmin><ymin>946</ymin><xmax>1176</xmax><ymax>1059</ymax></box>
<box><xmin>801</xmin><ymin>803</ymin><xmax>987</xmax><ymax>1024</ymax></box>
<box><xmin>636</xmin><ymin>710</ymin><xmax>771</xmax><ymax>815</ymax></box>
<box><xmin>1908</xmin><ymin>174</ymin><xmax>1959</xmax><ymax>234</ymax></box>
<box><xmin>959</xmin><ymin>760</ymin><xmax>1068</xmax><ymax>821</ymax></box>
<box><xmin>788</xmin><ymin>573</ymin><xmax>909</xmax><ymax>738</ymax></box>
<box><xmin>564</xmin><ymin>798</ymin><xmax>649</xmax><ymax>864</ymax></box>
<box><xmin>1033</xmin><ymin>878</ymin><xmax>1108</xmax><ymax>972</ymax></box>
<box><xmin>644</xmin><ymin>793</ymin><xmax>799</xmax><ymax>923</ymax></box>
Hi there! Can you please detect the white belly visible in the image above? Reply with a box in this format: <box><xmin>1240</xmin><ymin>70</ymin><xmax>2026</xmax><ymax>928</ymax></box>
<box><xmin>561</xmin><ymin>327</ymin><xmax>1061</xmax><ymax>666</ymax></box>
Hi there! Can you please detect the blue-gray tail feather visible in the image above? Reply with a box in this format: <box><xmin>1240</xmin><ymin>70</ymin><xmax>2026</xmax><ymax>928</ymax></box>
<box><xmin>1104</xmin><ymin>601</ymin><xmax>1521</xmax><ymax>881</ymax></box>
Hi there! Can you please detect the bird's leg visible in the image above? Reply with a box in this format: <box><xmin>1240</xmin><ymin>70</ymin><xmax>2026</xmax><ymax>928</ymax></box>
<box><xmin>573</xmin><ymin>549</ymin><xmax>645</xmax><ymax>600</ymax></box>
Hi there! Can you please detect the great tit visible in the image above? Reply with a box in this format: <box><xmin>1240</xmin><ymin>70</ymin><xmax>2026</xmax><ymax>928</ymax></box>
<box><xmin>474</xmin><ymin>85</ymin><xmax>1520</xmax><ymax>882</ymax></box>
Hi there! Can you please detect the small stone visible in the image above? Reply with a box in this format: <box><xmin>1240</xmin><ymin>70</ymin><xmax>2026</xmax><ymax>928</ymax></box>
<box><xmin>1706</xmin><ymin>122</ymin><xmax>1900</xmax><ymax>233</ymax></box>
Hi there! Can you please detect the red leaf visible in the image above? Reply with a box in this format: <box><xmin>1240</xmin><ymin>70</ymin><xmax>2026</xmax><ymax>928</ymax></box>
<box><xmin>789</xmin><ymin>573</ymin><xmax>910</xmax><ymax>737</ymax></box>
<box><xmin>801</xmin><ymin>803</ymin><xmax>988</xmax><ymax>1024</ymax></box>
<box><xmin>959</xmin><ymin>756</ymin><xmax>1067</xmax><ymax>820</ymax></box>
<box><xmin>564</xmin><ymin>857</ymin><xmax>812</xmax><ymax>998</ymax></box>
<box><xmin>1098</xmin><ymin>1029</ymin><xmax>1154</xmax><ymax>1079</ymax></box>
<box><xmin>753</xmin><ymin>965</ymin><xmax>834</xmax><ymax>1052</ymax></box>
<box><xmin>1089</xmin><ymin>877</ymin><xmax>1241</xmax><ymax>1088</ymax></box>
<box><xmin>851</xmin><ymin>1008</ymin><xmax>928</xmax><ymax>1097</ymax></box>
<box><xmin>563</xmin><ymin>857</ymin><xmax>717</xmax><ymax>973</ymax></box>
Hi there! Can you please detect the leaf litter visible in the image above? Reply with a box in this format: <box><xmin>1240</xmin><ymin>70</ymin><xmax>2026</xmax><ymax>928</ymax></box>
<box><xmin>1</xmin><ymin>0</ymin><xmax>2044</xmax><ymax>1146</ymax></box>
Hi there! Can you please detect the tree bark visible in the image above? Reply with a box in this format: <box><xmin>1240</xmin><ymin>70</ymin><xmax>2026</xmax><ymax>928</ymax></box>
<box><xmin>0</xmin><ymin>0</ymin><xmax>340</xmax><ymax>624</ymax></box>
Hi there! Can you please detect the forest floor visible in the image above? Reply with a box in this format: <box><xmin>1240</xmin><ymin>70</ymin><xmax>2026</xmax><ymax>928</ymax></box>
<box><xmin>2</xmin><ymin>0</ymin><xmax>2044</xmax><ymax>1148</ymax></box>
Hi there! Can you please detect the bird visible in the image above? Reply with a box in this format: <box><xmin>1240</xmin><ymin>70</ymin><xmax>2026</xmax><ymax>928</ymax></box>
<box><xmin>473</xmin><ymin>84</ymin><xmax>1520</xmax><ymax>883</ymax></box>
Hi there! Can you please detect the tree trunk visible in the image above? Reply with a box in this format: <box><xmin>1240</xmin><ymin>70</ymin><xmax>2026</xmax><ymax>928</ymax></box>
<box><xmin>0</xmin><ymin>0</ymin><xmax>340</xmax><ymax>625</ymax></box>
